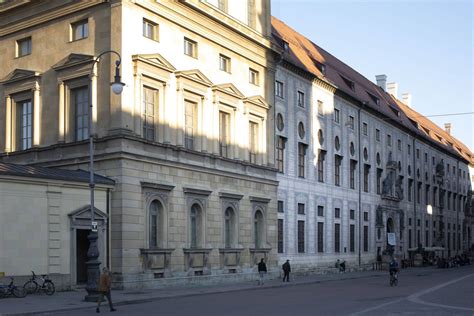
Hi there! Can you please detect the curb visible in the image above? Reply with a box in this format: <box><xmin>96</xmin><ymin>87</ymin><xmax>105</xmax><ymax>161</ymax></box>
<box><xmin>3</xmin><ymin>272</ymin><xmax>385</xmax><ymax>316</ymax></box>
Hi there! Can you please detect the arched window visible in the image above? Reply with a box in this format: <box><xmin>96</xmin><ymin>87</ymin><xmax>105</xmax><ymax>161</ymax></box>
<box><xmin>254</xmin><ymin>210</ymin><xmax>264</xmax><ymax>248</ymax></box>
<box><xmin>190</xmin><ymin>203</ymin><xmax>202</xmax><ymax>248</ymax></box>
<box><xmin>224</xmin><ymin>207</ymin><xmax>235</xmax><ymax>248</ymax></box>
<box><xmin>149</xmin><ymin>200</ymin><xmax>163</xmax><ymax>248</ymax></box>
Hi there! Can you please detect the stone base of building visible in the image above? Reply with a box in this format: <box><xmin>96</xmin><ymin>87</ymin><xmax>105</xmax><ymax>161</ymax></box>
<box><xmin>111</xmin><ymin>269</ymin><xmax>281</xmax><ymax>290</ymax></box>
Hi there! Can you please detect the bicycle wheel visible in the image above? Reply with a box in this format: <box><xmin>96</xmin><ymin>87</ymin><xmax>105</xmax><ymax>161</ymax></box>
<box><xmin>23</xmin><ymin>280</ymin><xmax>38</xmax><ymax>294</ymax></box>
<box><xmin>12</xmin><ymin>286</ymin><xmax>27</xmax><ymax>298</ymax></box>
<box><xmin>44</xmin><ymin>281</ymin><xmax>55</xmax><ymax>295</ymax></box>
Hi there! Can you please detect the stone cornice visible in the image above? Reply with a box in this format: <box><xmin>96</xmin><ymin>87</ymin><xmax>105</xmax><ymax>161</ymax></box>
<box><xmin>249</xmin><ymin>196</ymin><xmax>271</xmax><ymax>204</ymax></box>
<box><xmin>141</xmin><ymin>182</ymin><xmax>175</xmax><ymax>192</ymax></box>
<box><xmin>183</xmin><ymin>187</ymin><xmax>213</xmax><ymax>196</ymax></box>
<box><xmin>0</xmin><ymin>1</ymin><xmax>105</xmax><ymax>38</ymax></box>
<box><xmin>218</xmin><ymin>192</ymin><xmax>244</xmax><ymax>200</ymax></box>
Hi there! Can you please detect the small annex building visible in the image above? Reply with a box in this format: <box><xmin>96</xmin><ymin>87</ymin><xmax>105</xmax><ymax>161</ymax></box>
<box><xmin>0</xmin><ymin>162</ymin><xmax>114</xmax><ymax>290</ymax></box>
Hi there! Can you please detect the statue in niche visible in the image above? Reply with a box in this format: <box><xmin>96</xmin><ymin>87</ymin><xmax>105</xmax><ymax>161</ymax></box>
<box><xmin>382</xmin><ymin>170</ymin><xmax>394</xmax><ymax>196</ymax></box>
<box><xmin>395</xmin><ymin>176</ymin><xmax>404</xmax><ymax>200</ymax></box>
<box><xmin>435</xmin><ymin>160</ymin><xmax>445</xmax><ymax>178</ymax></box>
<box><xmin>376</xmin><ymin>206</ymin><xmax>383</xmax><ymax>226</ymax></box>
<box><xmin>399</xmin><ymin>210</ymin><xmax>405</xmax><ymax>231</ymax></box>
<box><xmin>387</xmin><ymin>151</ymin><xmax>393</xmax><ymax>163</ymax></box>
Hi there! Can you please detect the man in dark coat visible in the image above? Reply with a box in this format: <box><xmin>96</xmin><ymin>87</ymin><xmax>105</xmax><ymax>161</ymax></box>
<box><xmin>282</xmin><ymin>259</ymin><xmax>291</xmax><ymax>282</ymax></box>
<box><xmin>257</xmin><ymin>258</ymin><xmax>267</xmax><ymax>285</ymax></box>
<box><xmin>96</xmin><ymin>267</ymin><xmax>116</xmax><ymax>313</ymax></box>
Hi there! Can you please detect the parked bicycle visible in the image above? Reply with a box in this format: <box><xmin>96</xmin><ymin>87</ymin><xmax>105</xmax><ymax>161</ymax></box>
<box><xmin>0</xmin><ymin>277</ymin><xmax>27</xmax><ymax>298</ymax></box>
<box><xmin>23</xmin><ymin>271</ymin><xmax>55</xmax><ymax>295</ymax></box>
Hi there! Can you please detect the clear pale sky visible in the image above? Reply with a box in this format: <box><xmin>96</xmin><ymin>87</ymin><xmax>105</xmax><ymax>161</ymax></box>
<box><xmin>272</xmin><ymin>0</ymin><xmax>474</xmax><ymax>151</ymax></box>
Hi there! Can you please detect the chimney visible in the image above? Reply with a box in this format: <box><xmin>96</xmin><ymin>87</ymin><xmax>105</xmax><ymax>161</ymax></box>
<box><xmin>387</xmin><ymin>82</ymin><xmax>398</xmax><ymax>98</ymax></box>
<box><xmin>444</xmin><ymin>123</ymin><xmax>452</xmax><ymax>135</ymax></box>
<box><xmin>375</xmin><ymin>74</ymin><xmax>387</xmax><ymax>91</ymax></box>
<box><xmin>401</xmin><ymin>92</ymin><xmax>412</xmax><ymax>107</ymax></box>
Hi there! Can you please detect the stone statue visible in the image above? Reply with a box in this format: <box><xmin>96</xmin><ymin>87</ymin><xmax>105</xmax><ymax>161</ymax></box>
<box><xmin>395</xmin><ymin>176</ymin><xmax>404</xmax><ymax>200</ymax></box>
<box><xmin>376</xmin><ymin>206</ymin><xmax>383</xmax><ymax>226</ymax></box>
<box><xmin>382</xmin><ymin>171</ymin><xmax>394</xmax><ymax>196</ymax></box>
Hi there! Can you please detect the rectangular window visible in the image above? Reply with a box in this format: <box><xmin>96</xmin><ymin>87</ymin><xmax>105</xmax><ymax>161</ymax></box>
<box><xmin>219</xmin><ymin>111</ymin><xmax>230</xmax><ymax>157</ymax></box>
<box><xmin>334</xmin><ymin>223</ymin><xmax>340</xmax><ymax>253</ymax></box>
<box><xmin>362</xmin><ymin>122</ymin><xmax>368</xmax><ymax>135</ymax></box>
<box><xmin>297</xmin><ymin>91</ymin><xmax>305</xmax><ymax>107</ymax></box>
<box><xmin>219</xmin><ymin>54</ymin><xmax>231</xmax><ymax>72</ymax></box>
<box><xmin>335</xmin><ymin>155</ymin><xmax>342</xmax><ymax>186</ymax></box>
<box><xmin>317</xmin><ymin>205</ymin><xmax>324</xmax><ymax>217</ymax></box>
<box><xmin>348</xmin><ymin>115</ymin><xmax>354</xmax><ymax>129</ymax></box>
<box><xmin>17</xmin><ymin>99</ymin><xmax>33</xmax><ymax>150</ymax></box>
<box><xmin>249</xmin><ymin>68</ymin><xmax>259</xmax><ymax>85</ymax></box>
<box><xmin>16</xmin><ymin>37</ymin><xmax>32</xmax><ymax>57</ymax></box>
<box><xmin>184</xmin><ymin>100</ymin><xmax>197</xmax><ymax>150</ymax></box>
<box><xmin>276</xmin><ymin>136</ymin><xmax>285</xmax><ymax>173</ymax></box>
<box><xmin>278</xmin><ymin>219</ymin><xmax>284</xmax><ymax>253</ymax></box>
<box><xmin>408</xmin><ymin>179</ymin><xmax>413</xmax><ymax>202</ymax></box>
<box><xmin>298</xmin><ymin>220</ymin><xmax>305</xmax><ymax>253</ymax></box>
<box><xmin>363</xmin><ymin>211</ymin><xmax>368</xmax><ymax>221</ymax></box>
<box><xmin>376</xmin><ymin>168</ymin><xmax>383</xmax><ymax>194</ymax></box>
<box><xmin>72</xmin><ymin>87</ymin><xmax>89</xmax><ymax>142</ymax></box>
<box><xmin>249</xmin><ymin>121</ymin><xmax>258</xmax><ymax>163</ymax></box>
<box><xmin>425</xmin><ymin>184</ymin><xmax>430</xmax><ymax>205</ymax></box>
<box><xmin>375</xmin><ymin>129</ymin><xmax>380</xmax><ymax>142</ymax></box>
<box><xmin>350</xmin><ymin>224</ymin><xmax>355</xmax><ymax>252</ymax></box>
<box><xmin>72</xmin><ymin>19</ymin><xmax>89</xmax><ymax>41</ymax></box>
<box><xmin>275</xmin><ymin>81</ymin><xmax>283</xmax><ymax>98</ymax></box>
<box><xmin>387</xmin><ymin>134</ymin><xmax>392</xmax><ymax>147</ymax></box>
<box><xmin>408</xmin><ymin>229</ymin><xmax>412</xmax><ymax>248</ymax></box>
<box><xmin>142</xmin><ymin>87</ymin><xmax>157</xmax><ymax>141</ymax></box>
<box><xmin>350</xmin><ymin>159</ymin><xmax>357</xmax><ymax>189</ymax></box>
<box><xmin>184</xmin><ymin>37</ymin><xmax>197</xmax><ymax>57</ymax></box>
<box><xmin>416</xmin><ymin>148</ymin><xmax>420</xmax><ymax>159</ymax></box>
<box><xmin>298</xmin><ymin>143</ymin><xmax>306</xmax><ymax>178</ymax></box>
<box><xmin>278</xmin><ymin>200</ymin><xmax>284</xmax><ymax>213</ymax></box>
<box><xmin>408</xmin><ymin>144</ymin><xmax>411</xmax><ymax>155</ymax></box>
<box><xmin>424</xmin><ymin>152</ymin><xmax>428</xmax><ymax>163</ymax></box>
<box><xmin>298</xmin><ymin>203</ymin><xmax>305</xmax><ymax>215</ymax></box>
<box><xmin>317</xmin><ymin>150</ymin><xmax>325</xmax><ymax>182</ymax></box>
<box><xmin>398</xmin><ymin>139</ymin><xmax>402</xmax><ymax>150</ymax></box>
<box><xmin>317</xmin><ymin>222</ymin><xmax>324</xmax><ymax>253</ymax></box>
<box><xmin>334</xmin><ymin>108</ymin><xmax>340</xmax><ymax>123</ymax></box>
<box><xmin>350</xmin><ymin>209</ymin><xmax>355</xmax><ymax>220</ymax></box>
<box><xmin>363</xmin><ymin>226</ymin><xmax>369</xmax><ymax>252</ymax></box>
<box><xmin>334</xmin><ymin>208</ymin><xmax>340</xmax><ymax>218</ymax></box>
<box><xmin>417</xmin><ymin>182</ymin><xmax>422</xmax><ymax>204</ymax></box>
<box><xmin>317</xmin><ymin>100</ymin><xmax>324</xmax><ymax>115</ymax></box>
<box><xmin>363</xmin><ymin>164</ymin><xmax>370</xmax><ymax>192</ymax></box>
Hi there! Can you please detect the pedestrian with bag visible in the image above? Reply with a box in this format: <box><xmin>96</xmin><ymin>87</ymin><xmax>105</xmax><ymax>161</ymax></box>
<box><xmin>257</xmin><ymin>258</ymin><xmax>267</xmax><ymax>285</ymax></box>
<box><xmin>96</xmin><ymin>267</ymin><xmax>116</xmax><ymax>313</ymax></box>
<box><xmin>282</xmin><ymin>259</ymin><xmax>291</xmax><ymax>282</ymax></box>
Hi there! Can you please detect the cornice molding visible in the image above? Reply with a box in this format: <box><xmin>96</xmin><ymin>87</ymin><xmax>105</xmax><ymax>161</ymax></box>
<box><xmin>0</xmin><ymin>1</ymin><xmax>105</xmax><ymax>37</ymax></box>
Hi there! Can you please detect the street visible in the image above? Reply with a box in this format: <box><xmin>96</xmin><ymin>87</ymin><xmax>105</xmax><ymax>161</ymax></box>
<box><xmin>48</xmin><ymin>265</ymin><xmax>474</xmax><ymax>316</ymax></box>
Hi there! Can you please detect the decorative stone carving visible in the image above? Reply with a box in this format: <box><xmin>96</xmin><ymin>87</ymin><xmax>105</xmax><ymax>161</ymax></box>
<box><xmin>395</xmin><ymin>176</ymin><xmax>404</xmax><ymax>200</ymax></box>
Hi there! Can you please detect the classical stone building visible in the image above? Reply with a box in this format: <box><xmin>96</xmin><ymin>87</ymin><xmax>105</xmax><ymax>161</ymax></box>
<box><xmin>0</xmin><ymin>0</ymin><xmax>278</xmax><ymax>289</ymax></box>
<box><xmin>271</xmin><ymin>17</ymin><xmax>473</xmax><ymax>270</ymax></box>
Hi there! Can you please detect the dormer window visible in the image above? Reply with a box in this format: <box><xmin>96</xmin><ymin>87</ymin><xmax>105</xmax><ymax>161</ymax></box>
<box><xmin>367</xmin><ymin>91</ymin><xmax>380</xmax><ymax>105</ymax></box>
<box><xmin>282</xmin><ymin>40</ymin><xmax>289</xmax><ymax>52</ymax></box>
<box><xmin>340</xmin><ymin>75</ymin><xmax>355</xmax><ymax>91</ymax></box>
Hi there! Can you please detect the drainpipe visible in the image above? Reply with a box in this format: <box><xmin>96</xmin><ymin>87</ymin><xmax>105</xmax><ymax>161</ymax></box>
<box><xmin>456</xmin><ymin>160</ymin><xmax>459</xmax><ymax>255</ymax></box>
<box><xmin>357</xmin><ymin>106</ymin><xmax>362</xmax><ymax>266</ymax></box>
<box><xmin>106</xmin><ymin>188</ymin><xmax>111</xmax><ymax>269</ymax></box>
<box><xmin>412</xmin><ymin>138</ymin><xmax>417</xmax><ymax>250</ymax></box>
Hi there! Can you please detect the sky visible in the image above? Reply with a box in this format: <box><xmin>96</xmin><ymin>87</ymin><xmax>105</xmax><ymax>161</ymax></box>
<box><xmin>272</xmin><ymin>0</ymin><xmax>474</xmax><ymax>152</ymax></box>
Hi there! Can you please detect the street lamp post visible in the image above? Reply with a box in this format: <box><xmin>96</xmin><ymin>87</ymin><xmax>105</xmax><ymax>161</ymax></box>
<box><xmin>85</xmin><ymin>50</ymin><xmax>124</xmax><ymax>302</ymax></box>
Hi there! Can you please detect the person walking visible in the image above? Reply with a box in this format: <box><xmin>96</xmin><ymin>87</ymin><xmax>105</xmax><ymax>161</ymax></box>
<box><xmin>282</xmin><ymin>259</ymin><xmax>291</xmax><ymax>282</ymax></box>
<box><xmin>257</xmin><ymin>258</ymin><xmax>267</xmax><ymax>285</ymax></box>
<box><xmin>96</xmin><ymin>267</ymin><xmax>116</xmax><ymax>313</ymax></box>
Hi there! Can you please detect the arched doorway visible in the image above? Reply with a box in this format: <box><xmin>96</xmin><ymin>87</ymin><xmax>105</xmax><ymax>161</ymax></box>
<box><xmin>386</xmin><ymin>217</ymin><xmax>395</xmax><ymax>255</ymax></box>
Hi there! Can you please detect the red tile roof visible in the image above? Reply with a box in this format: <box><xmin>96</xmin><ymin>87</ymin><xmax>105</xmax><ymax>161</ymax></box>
<box><xmin>271</xmin><ymin>16</ymin><xmax>473</xmax><ymax>164</ymax></box>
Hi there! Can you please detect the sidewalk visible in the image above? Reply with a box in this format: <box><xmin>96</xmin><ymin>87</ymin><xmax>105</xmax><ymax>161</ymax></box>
<box><xmin>0</xmin><ymin>269</ymin><xmax>388</xmax><ymax>316</ymax></box>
